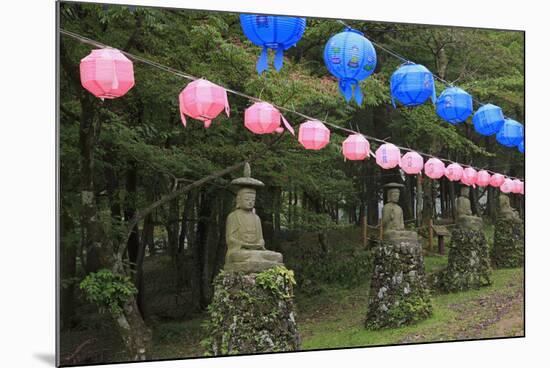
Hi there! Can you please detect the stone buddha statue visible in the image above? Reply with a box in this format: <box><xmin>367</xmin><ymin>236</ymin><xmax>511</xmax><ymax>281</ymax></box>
<box><xmin>224</xmin><ymin>163</ymin><xmax>283</xmax><ymax>273</ymax></box>
<box><xmin>456</xmin><ymin>186</ymin><xmax>482</xmax><ymax>230</ymax></box>
<box><xmin>498</xmin><ymin>194</ymin><xmax>520</xmax><ymax>221</ymax></box>
<box><xmin>381</xmin><ymin>183</ymin><xmax>417</xmax><ymax>242</ymax></box>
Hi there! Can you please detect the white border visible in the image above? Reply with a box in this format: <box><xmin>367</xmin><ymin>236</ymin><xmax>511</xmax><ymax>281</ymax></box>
<box><xmin>1</xmin><ymin>0</ymin><xmax>547</xmax><ymax>367</ymax></box>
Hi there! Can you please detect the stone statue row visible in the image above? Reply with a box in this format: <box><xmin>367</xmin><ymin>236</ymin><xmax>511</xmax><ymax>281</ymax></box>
<box><xmin>205</xmin><ymin>164</ymin><xmax>524</xmax><ymax>354</ymax></box>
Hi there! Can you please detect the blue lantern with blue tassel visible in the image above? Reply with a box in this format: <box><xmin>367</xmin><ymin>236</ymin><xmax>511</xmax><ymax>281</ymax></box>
<box><xmin>496</xmin><ymin>118</ymin><xmax>524</xmax><ymax>147</ymax></box>
<box><xmin>390</xmin><ymin>63</ymin><xmax>436</xmax><ymax>107</ymax></box>
<box><xmin>472</xmin><ymin>104</ymin><xmax>505</xmax><ymax>136</ymax></box>
<box><xmin>240</xmin><ymin>14</ymin><xmax>306</xmax><ymax>74</ymax></box>
<box><xmin>323</xmin><ymin>27</ymin><xmax>377</xmax><ymax>105</ymax></box>
<box><xmin>436</xmin><ymin>87</ymin><xmax>473</xmax><ymax>124</ymax></box>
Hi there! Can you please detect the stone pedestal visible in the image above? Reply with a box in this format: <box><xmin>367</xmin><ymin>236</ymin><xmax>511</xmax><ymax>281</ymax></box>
<box><xmin>440</xmin><ymin>216</ymin><xmax>491</xmax><ymax>292</ymax></box>
<box><xmin>204</xmin><ymin>267</ymin><xmax>300</xmax><ymax>356</ymax></box>
<box><xmin>365</xmin><ymin>231</ymin><xmax>432</xmax><ymax>329</ymax></box>
<box><xmin>492</xmin><ymin>216</ymin><xmax>524</xmax><ymax>268</ymax></box>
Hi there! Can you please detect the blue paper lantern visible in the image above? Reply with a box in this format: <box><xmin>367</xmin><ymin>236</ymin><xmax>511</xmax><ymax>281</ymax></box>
<box><xmin>240</xmin><ymin>14</ymin><xmax>306</xmax><ymax>74</ymax></box>
<box><xmin>390</xmin><ymin>63</ymin><xmax>436</xmax><ymax>107</ymax></box>
<box><xmin>435</xmin><ymin>87</ymin><xmax>473</xmax><ymax>124</ymax></box>
<box><xmin>496</xmin><ymin>119</ymin><xmax>524</xmax><ymax>147</ymax></box>
<box><xmin>518</xmin><ymin>139</ymin><xmax>524</xmax><ymax>154</ymax></box>
<box><xmin>323</xmin><ymin>27</ymin><xmax>377</xmax><ymax>105</ymax></box>
<box><xmin>472</xmin><ymin>104</ymin><xmax>505</xmax><ymax>136</ymax></box>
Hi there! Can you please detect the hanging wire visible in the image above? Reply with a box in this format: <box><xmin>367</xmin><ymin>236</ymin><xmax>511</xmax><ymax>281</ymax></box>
<box><xmin>59</xmin><ymin>28</ymin><xmax>524</xmax><ymax>181</ymax></box>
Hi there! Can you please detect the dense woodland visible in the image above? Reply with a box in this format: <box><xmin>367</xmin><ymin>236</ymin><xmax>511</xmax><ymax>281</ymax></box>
<box><xmin>58</xmin><ymin>2</ymin><xmax>524</xmax><ymax>364</ymax></box>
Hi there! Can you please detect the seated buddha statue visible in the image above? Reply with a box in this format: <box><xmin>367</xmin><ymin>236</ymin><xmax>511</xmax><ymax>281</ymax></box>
<box><xmin>498</xmin><ymin>194</ymin><xmax>520</xmax><ymax>221</ymax></box>
<box><xmin>381</xmin><ymin>183</ymin><xmax>417</xmax><ymax>243</ymax></box>
<box><xmin>456</xmin><ymin>186</ymin><xmax>482</xmax><ymax>230</ymax></box>
<box><xmin>224</xmin><ymin>163</ymin><xmax>283</xmax><ymax>273</ymax></box>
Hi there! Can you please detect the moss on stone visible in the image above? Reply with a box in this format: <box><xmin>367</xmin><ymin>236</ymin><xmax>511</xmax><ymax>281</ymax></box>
<box><xmin>492</xmin><ymin>216</ymin><xmax>524</xmax><ymax>268</ymax></box>
<box><xmin>365</xmin><ymin>240</ymin><xmax>432</xmax><ymax>330</ymax></box>
<box><xmin>439</xmin><ymin>227</ymin><xmax>491</xmax><ymax>292</ymax></box>
<box><xmin>203</xmin><ymin>266</ymin><xmax>300</xmax><ymax>356</ymax></box>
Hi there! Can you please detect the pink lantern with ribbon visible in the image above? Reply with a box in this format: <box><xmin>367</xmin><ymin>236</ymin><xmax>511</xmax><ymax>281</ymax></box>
<box><xmin>489</xmin><ymin>173</ymin><xmax>505</xmax><ymax>188</ymax></box>
<box><xmin>476</xmin><ymin>170</ymin><xmax>491</xmax><ymax>187</ymax></box>
<box><xmin>298</xmin><ymin>120</ymin><xmax>330</xmax><ymax>150</ymax></box>
<box><xmin>424</xmin><ymin>158</ymin><xmax>445</xmax><ymax>179</ymax></box>
<box><xmin>445</xmin><ymin>163</ymin><xmax>463</xmax><ymax>181</ymax></box>
<box><xmin>80</xmin><ymin>48</ymin><xmax>135</xmax><ymax>99</ymax></box>
<box><xmin>400</xmin><ymin>151</ymin><xmax>423</xmax><ymax>174</ymax></box>
<box><xmin>461</xmin><ymin>167</ymin><xmax>478</xmax><ymax>186</ymax></box>
<box><xmin>179</xmin><ymin>79</ymin><xmax>230</xmax><ymax>128</ymax></box>
<box><xmin>244</xmin><ymin>102</ymin><xmax>295</xmax><ymax>135</ymax></box>
<box><xmin>500</xmin><ymin>178</ymin><xmax>514</xmax><ymax>193</ymax></box>
<box><xmin>512</xmin><ymin>179</ymin><xmax>523</xmax><ymax>194</ymax></box>
<box><xmin>342</xmin><ymin>134</ymin><xmax>370</xmax><ymax>161</ymax></box>
<box><xmin>375</xmin><ymin>143</ymin><xmax>401</xmax><ymax>169</ymax></box>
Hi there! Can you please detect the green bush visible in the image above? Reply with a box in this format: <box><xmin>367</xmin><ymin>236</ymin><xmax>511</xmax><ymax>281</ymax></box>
<box><xmin>79</xmin><ymin>269</ymin><xmax>137</xmax><ymax>316</ymax></box>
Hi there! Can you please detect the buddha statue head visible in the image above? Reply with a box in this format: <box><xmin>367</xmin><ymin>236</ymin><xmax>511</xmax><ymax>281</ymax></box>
<box><xmin>460</xmin><ymin>186</ymin><xmax>470</xmax><ymax>198</ymax></box>
<box><xmin>236</xmin><ymin>188</ymin><xmax>257</xmax><ymax>211</ymax></box>
<box><xmin>387</xmin><ymin>187</ymin><xmax>400</xmax><ymax>204</ymax></box>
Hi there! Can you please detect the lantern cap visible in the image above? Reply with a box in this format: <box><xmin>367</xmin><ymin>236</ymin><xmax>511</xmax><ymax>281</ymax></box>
<box><xmin>230</xmin><ymin>163</ymin><xmax>265</xmax><ymax>188</ymax></box>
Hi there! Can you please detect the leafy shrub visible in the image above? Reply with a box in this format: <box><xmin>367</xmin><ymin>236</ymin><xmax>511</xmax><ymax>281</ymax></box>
<box><xmin>79</xmin><ymin>269</ymin><xmax>137</xmax><ymax>316</ymax></box>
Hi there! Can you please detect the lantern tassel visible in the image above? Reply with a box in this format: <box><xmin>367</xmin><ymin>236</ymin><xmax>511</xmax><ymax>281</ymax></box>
<box><xmin>256</xmin><ymin>47</ymin><xmax>269</xmax><ymax>74</ymax></box>
<box><xmin>431</xmin><ymin>82</ymin><xmax>436</xmax><ymax>104</ymax></box>
<box><xmin>204</xmin><ymin>120</ymin><xmax>212</xmax><ymax>129</ymax></box>
<box><xmin>180</xmin><ymin>112</ymin><xmax>187</xmax><ymax>127</ymax></box>
<box><xmin>339</xmin><ymin>79</ymin><xmax>353</xmax><ymax>102</ymax></box>
<box><xmin>281</xmin><ymin>114</ymin><xmax>295</xmax><ymax>135</ymax></box>
<box><xmin>274</xmin><ymin>47</ymin><xmax>284</xmax><ymax>71</ymax></box>
<box><xmin>223</xmin><ymin>91</ymin><xmax>230</xmax><ymax>117</ymax></box>
<box><xmin>353</xmin><ymin>80</ymin><xmax>363</xmax><ymax>106</ymax></box>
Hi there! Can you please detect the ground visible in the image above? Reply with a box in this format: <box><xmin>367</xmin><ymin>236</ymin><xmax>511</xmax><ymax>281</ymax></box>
<box><xmin>150</xmin><ymin>261</ymin><xmax>523</xmax><ymax>359</ymax></box>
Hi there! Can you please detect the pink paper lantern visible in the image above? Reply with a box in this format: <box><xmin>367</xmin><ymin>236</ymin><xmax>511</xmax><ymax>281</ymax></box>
<box><xmin>476</xmin><ymin>170</ymin><xmax>491</xmax><ymax>187</ymax></box>
<box><xmin>179</xmin><ymin>79</ymin><xmax>230</xmax><ymax>128</ymax></box>
<box><xmin>445</xmin><ymin>163</ymin><xmax>463</xmax><ymax>181</ymax></box>
<box><xmin>512</xmin><ymin>179</ymin><xmax>523</xmax><ymax>194</ymax></box>
<box><xmin>342</xmin><ymin>134</ymin><xmax>370</xmax><ymax>161</ymax></box>
<box><xmin>400</xmin><ymin>151</ymin><xmax>424</xmax><ymax>174</ymax></box>
<box><xmin>489</xmin><ymin>173</ymin><xmax>505</xmax><ymax>188</ymax></box>
<box><xmin>520</xmin><ymin>181</ymin><xmax>525</xmax><ymax>195</ymax></box>
<box><xmin>424</xmin><ymin>158</ymin><xmax>445</xmax><ymax>179</ymax></box>
<box><xmin>461</xmin><ymin>167</ymin><xmax>478</xmax><ymax>186</ymax></box>
<box><xmin>244</xmin><ymin>102</ymin><xmax>295</xmax><ymax>135</ymax></box>
<box><xmin>80</xmin><ymin>48</ymin><xmax>135</xmax><ymax>99</ymax></box>
<box><xmin>375</xmin><ymin>143</ymin><xmax>401</xmax><ymax>169</ymax></box>
<box><xmin>500</xmin><ymin>178</ymin><xmax>514</xmax><ymax>193</ymax></box>
<box><xmin>298</xmin><ymin>120</ymin><xmax>331</xmax><ymax>150</ymax></box>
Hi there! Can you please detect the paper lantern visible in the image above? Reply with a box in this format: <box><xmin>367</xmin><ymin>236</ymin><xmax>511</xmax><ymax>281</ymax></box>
<box><xmin>518</xmin><ymin>139</ymin><xmax>525</xmax><ymax>154</ymax></box>
<box><xmin>179</xmin><ymin>79</ymin><xmax>230</xmax><ymax>128</ymax></box>
<box><xmin>496</xmin><ymin>119</ymin><xmax>524</xmax><ymax>147</ymax></box>
<box><xmin>424</xmin><ymin>158</ymin><xmax>445</xmax><ymax>179</ymax></box>
<box><xmin>324</xmin><ymin>28</ymin><xmax>377</xmax><ymax>105</ymax></box>
<box><xmin>80</xmin><ymin>48</ymin><xmax>135</xmax><ymax>99</ymax></box>
<box><xmin>400</xmin><ymin>151</ymin><xmax>424</xmax><ymax>174</ymax></box>
<box><xmin>240</xmin><ymin>15</ymin><xmax>306</xmax><ymax>74</ymax></box>
<box><xmin>445</xmin><ymin>163</ymin><xmax>463</xmax><ymax>181</ymax></box>
<box><xmin>342</xmin><ymin>134</ymin><xmax>370</xmax><ymax>161</ymax></box>
<box><xmin>461</xmin><ymin>167</ymin><xmax>478</xmax><ymax>186</ymax></box>
<box><xmin>489</xmin><ymin>173</ymin><xmax>505</xmax><ymax>188</ymax></box>
<box><xmin>390</xmin><ymin>63</ymin><xmax>436</xmax><ymax>107</ymax></box>
<box><xmin>512</xmin><ymin>179</ymin><xmax>523</xmax><ymax>194</ymax></box>
<box><xmin>375</xmin><ymin>143</ymin><xmax>401</xmax><ymax>169</ymax></box>
<box><xmin>500</xmin><ymin>178</ymin><xmax>514</xmax><ymax>193</ymax></box>
<box><xmin>436</xmin><ymin>87</ymin><xmax>473</xmax><ymax>124</ymax></box>
<box><xmin>472</xmin><ymin>104</ymin><xmax>505</xmax><ymax>136</ymax></box>
<box><xmin>476</xmin><ymin>170</ymin><xmax>491</xmax><ymax>187</ymax></box>
<box><xmin>520</xmin><ymin>181</ymin><xmax>525</xmax><ymax>195</ymax></box>
<box><xmin>244</xmin><ymin>102</ymin><xmax>294</xmax><ymax>135</ymax></box>
<box><xmin>298</xmin><ymin>120</ymin><xmax>330</xmax><ymax>150</ymax></box>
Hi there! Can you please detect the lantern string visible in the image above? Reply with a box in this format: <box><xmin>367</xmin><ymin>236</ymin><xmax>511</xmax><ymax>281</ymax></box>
<box><xmin>60</xmin><ymin>28</ymin><xmax>524</xmax><ymax>181</ymax></box>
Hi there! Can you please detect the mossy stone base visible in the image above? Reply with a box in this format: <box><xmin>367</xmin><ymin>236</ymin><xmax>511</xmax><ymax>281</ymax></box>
<box><xmin>365</xmin><ymin>239</ymin><xmax>432</xmax><ymax>330</ymax></box>
<box><xmin>440</xmin><ymin>227</ymin><xmax>491</xmax><ymax>292</ymax></box>
<box><xmin>492</xmin><ymin>216</ymin><xmax>524</xmax><ymax>268</ymax></box>
<box><xmin>203</xmin><ymin>266</ymin><xmax>300</xmax><ymax>356</ymax></box>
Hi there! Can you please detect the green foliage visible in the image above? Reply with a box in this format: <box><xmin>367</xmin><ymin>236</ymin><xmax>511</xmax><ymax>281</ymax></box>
<box><xmin>256</xmin><ymin>266</ymin><xmax>296</xmax><ymax>299</ymax></box>
<box><xmin>79</xmin><ymin>269</ymin><xmax>138</xmax><ymax>316</ymax></box>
